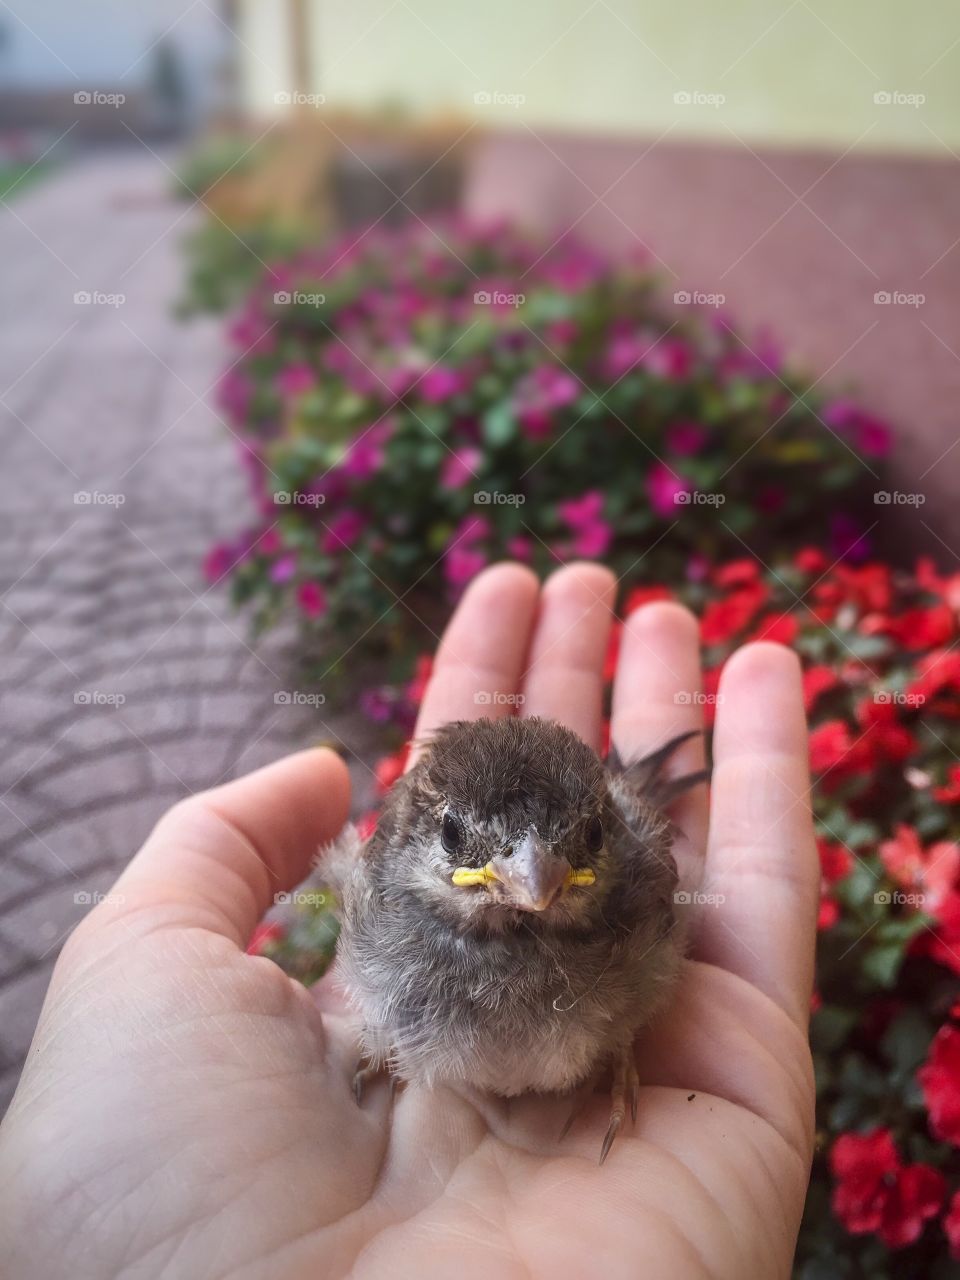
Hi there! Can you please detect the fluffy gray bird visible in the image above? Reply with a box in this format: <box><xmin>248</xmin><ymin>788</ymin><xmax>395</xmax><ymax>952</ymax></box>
<box><xmin>333</xmin><ymin>715</ymin><xmax>707</xmax><ymax>1161</ymax></box>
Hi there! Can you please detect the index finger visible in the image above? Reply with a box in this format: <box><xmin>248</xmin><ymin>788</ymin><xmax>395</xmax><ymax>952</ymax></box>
<box><xmin>409</xmin><ymin>563</ymin><xmax>540</xmax><ymax>761</ymax></box>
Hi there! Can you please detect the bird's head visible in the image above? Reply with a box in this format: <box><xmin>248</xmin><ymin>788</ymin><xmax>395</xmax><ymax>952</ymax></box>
<box><xmin>384</xmin><ymin>717</ymin><xmax>615</xmax><ymax>930</ymax></box>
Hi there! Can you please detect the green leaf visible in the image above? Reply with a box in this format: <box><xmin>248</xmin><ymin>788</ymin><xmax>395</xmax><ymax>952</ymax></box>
<box><xmin>482</xmin><ymin>402</ymin><xmax>517</xmax><ymax>447</ymax></box>
<box><xmin>861</xmin><ymin>943</ymin><xmax>906</xmax><ymax>989</ymax></box>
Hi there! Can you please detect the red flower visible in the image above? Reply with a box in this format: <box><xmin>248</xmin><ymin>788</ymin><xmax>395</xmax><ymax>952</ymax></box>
<box><xmin>935</xmin><ymin>765</ymin><xmax>960</xmax><ymax>805</ymax></box>
<box><xmin>945</xmin><ymin>1190</ymin><xmax>960</xmax><ymax>1261</ymax></box>
<box><xmin>923</xmin><ymin>891</ymin><xmax>960</xmax><ymax>975</ymax></box>
<box><xmin>830</xmin><ymin>1128</ymin><xmax>945</xmax><ymax>1248</ymax></box>
<box><xmin>623</xmin><ymin>584</ymin><xmax>673</xmax><ymax>614</ymax></box>
<box><xmin>803</xmin><ymin>664</ymin><xmax>841</xmax><ymax>712</ymax></box>
<box><xmin>918</xmin><ymin>1023</ymin><xmax>960</xmax><ymax>1146</ymax></box>
<box><xmin>880</xmin><ymin>824</ymin><xmax>959</xmax><ymax>913</ymax></box>
<box><xmin>714</xmin><ymin>558</ymin><xmax>761</xmax><ymax>588</ymax></box>
<box><xmin>795</xmin><ymin>546</ymin><xmax>828</xmax><ymax>575</ymax></box>
<box><xmin>375</xmin><ymin>744</ymin><xmax>410</xmax><ymax>794</ymax></box>
<box><xmin>819</xmin><ymin>837</ymin><xmax>853</xmax><ymax>884</ymax></box>
<box><xmin>908</xmin><ymin>649</ymin><xmax>960</xmax><ymax>717</ymax></box>
<box><xmin>701</xmin><ymin>583</ymin><xmax>767</xmax><ymax>645</ymax></box>
<box><xmin>809</xmin><ymin>720</ymin><xmax>864</xmax><ymax>776</ymax></box>
<box><xmin>247</xmin><ymin>921</ymin><xmax>285</xmax><ymax>955</ymax></box>
<box><xmin>748</xmin><ymin>612</ymin><xmax>799</xmax><ymax>645</ymax></box>
<box><xmin>881</xmin><ymin>605</ymin><xmax>955</xmax><ymax>652</ymax></box>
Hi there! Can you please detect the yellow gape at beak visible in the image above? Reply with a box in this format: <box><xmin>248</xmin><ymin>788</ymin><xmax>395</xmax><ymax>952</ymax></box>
<box><xmin>451</xmin><ymin>864</ymin><xmax>499</xmax><ymax>887</ymax></box>
<box><xmin>450</xmin><ymin>829</ymin><xmax>596</xmax><ymax>911</ymax></box>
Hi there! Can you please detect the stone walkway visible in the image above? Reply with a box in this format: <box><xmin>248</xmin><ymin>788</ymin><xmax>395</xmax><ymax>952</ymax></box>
<box><xmin>0</xmin><ymin>151</ymin><xmax>378</xmax><ymax>1112</ymax></box>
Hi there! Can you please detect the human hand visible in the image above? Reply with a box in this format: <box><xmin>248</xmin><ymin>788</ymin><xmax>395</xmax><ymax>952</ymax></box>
<box><xmin>0</xmin><ymin>562</ymin><xmax>816</xmax><ymax>1279</ymax></box>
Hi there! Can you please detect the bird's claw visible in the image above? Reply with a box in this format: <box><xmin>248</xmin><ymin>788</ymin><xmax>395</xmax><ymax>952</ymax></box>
<box><xmin>352</xmin><ymin>1058</ymin><xmax>396</xmax><ymax>1105</ymax></box>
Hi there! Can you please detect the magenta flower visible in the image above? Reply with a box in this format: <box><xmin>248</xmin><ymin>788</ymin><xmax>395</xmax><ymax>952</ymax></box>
<box><xmin>444</xmin><ymin>545</ymin><xmax>487</xmax><ymax>587</ymax></box>
<box><xmin>822</xmin><ymin>399</ymin><xmax>892</xmax><ymax>458</ymax></box>
<box><xmin>665</xmin><ymin>421</ymin><xmax>707</xmax><ymax>456</ymax></box>
<box><xmin>217</xmin><ymin>369</ymin><xmax>254</xmax><ymax>422</ymax></box>
<box><xmin>515</xmin><ymin>365</ymin><xmax>580</xmax><ymax>437</ymax></box>
<box><xmin>296</xmin><ymin>580</ymin><xmax>326</xmax><ymax>618</ymax></box>
<box><xmin>642</xmin><ymin>337</ymin><xmax>694</xmax><ymax>382</ymax></box>
<box><xmin>323</xmin><ymin>510</ymin><xmax>364</xmax><ymax>553</ymax></box>
<box><xmin>202</xmin><ymin>542</ymin><xmax>236</xmax><ymax>583</ymax></box>
<box><xmin>341</xmin><ymin>421</ymin><xmax>392</xmax><ymax>479</ymax></box>
<box><xmin>419</xmin><ymin>366</ymin><xmax>464</xmax><ymax>404</ymax></box>
<box><xmin>257</xmin><ymin>528</ymin><xmax>282</xmax><ymax>556</ymax></box>
<box><xmin>506</xmin><ymin>535</ymin><xmax>533</xmax><ymax>562</ymax></box>
<box><xmin>441</xmin><ymin>447</ymin><xmax>483</xmax><ymax>489</ymax></box>
<box><xmin>276</xmin><ymin>363</ymin><xmax>316</xmax><ymax>398</ymax></box>
<box><xmin>558</xmin><ymin>491</ymin><xmax>613</xmax><ymax>559</ymax></box>
<box><xmin>647</xmin><ymin>462</ymin><xmax>691</xmax><ymax>516</ymax></box>
<box><xmin>270</xmin><ymin>553</ymin><xmax>297</xmax><ymax>584</ymax></box>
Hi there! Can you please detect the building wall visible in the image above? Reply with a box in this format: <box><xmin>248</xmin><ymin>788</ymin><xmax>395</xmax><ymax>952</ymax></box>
<box><xmin>235</xmin><ymin>0</ymin><xmax>960</xmax><ymax>153</ymax></box>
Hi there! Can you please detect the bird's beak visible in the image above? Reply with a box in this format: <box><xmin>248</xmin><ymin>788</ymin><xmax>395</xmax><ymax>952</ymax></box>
<box><xmin>489</xmin><ymin>828</ymin><xmax>571</xmax><ymax>912</ymax></box>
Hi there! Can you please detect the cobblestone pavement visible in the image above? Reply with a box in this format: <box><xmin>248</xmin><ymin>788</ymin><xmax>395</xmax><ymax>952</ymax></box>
<box><xmin>0</xmin><ymin>151</ymin><xmax>380</xmax><ymax>1113</ymax></box>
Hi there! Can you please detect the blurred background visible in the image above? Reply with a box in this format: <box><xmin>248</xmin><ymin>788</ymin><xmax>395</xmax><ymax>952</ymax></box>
<box><xmin>1</xmin><ymin>0</ymin><xmax>959</xmax><ymax>1199</ymax></box>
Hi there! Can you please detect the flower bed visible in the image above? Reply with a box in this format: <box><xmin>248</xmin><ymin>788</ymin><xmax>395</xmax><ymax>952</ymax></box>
<box><xmin>208</xmin><ymin>220</ymin><xmax>888</xmax><ymax>668</ymax></box>
<box><xmin>259</xmin><ymin>551</ymin><xmax>960</xmax><ymax>1277</ymax></box>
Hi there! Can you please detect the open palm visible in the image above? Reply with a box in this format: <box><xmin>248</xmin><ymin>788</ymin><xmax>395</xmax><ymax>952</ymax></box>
<box><xmin>0</xmin><ymin>563</ymin><xmax>817</xmax><ymax>1280</ymax></box>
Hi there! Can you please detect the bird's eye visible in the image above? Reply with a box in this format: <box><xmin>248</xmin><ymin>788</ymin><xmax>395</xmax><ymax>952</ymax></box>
<box><xmin>585</xmin><ymin>815</ymin><xmax>604</xmax><ymax>853</ymax></box>
<box><xmin>441</xmin><ymin>813</ymin><xmax>462</xmax><ymax>854</ymax></box>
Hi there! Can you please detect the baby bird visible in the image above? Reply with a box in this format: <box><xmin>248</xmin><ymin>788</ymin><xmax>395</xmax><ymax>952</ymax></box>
<box><xmin>334</xmin><ymin>716</ymin><xmax>706</xmax><ymax>1162</ymax></box>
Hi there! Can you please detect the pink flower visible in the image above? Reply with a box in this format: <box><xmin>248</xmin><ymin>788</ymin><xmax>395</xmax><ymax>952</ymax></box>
<box><xmin>257</xmin><ymin>528</ymin><xmax>282</xmax><ymax>556</ymax></box>
<box><xmin>203</xmin><ymin>542</ymin><xmax>236</xmax><ymax>583</ymax></box>
<box><xmin>666</xmin><ymin>421</ymin><xmax>707</xmax><ymax>456</ymax></box>
<box><xmin>441</xmin><ymin>447</ymin><xmax>483</xmax><ymax>489</ymax></box>
<box><xmin>296</xmin><ymin>580</ymin><xmax>326</xmax><ymax>618</ymax></box>
<box><xmin>275</xmin><ymin>363</ymin><xmax>316</xmax><ymax>398</ymax></box>
<box><xmin>506</xmin><ymin>535</ymin><xmax>533</xmax><ymax>562</ymax></box>
<box><xmin>647</xmin><ymin>462</ymin><xmax>692</xmax><ymax>516</ymax></box>
<box><xmin>444</xmin><ymin>515</ymin><xmax>490</xmax><ymax>587</ymax></box>
<box><xmin>515</xmin><ymin>365</ymin><xmax>580</xmax><ymax>437</ymax></box>
<box><xmin>445</xmin><ymin>545</ymin><xmax>487</xmax><ymax>587</ymax></box>
<box><xmin>822</xmin><ymin>399</ymin><xmax>892</xmax><ymax>458</ymax></box>
<box><xmin>558</xmin><ymin>491</ymin><xmax>613</xmax><ymax>559</ymax></box>
<box><xmin>270</xmin><ymin>554</ymin><xmax>297</xmax><ymax>584</ymax></box>
<box><xmin>341</xmin><ymin>421</ymin><xmax>392</xmax><ymax>479</ymax></box>
<box><xmin>323</xmin><ymin>510</ymin><xmax>364</xmax><ymax>553</ymax></box>
<box><xmin>419</xmin><ymin>366</ymin><xmax>464</xmax><ymax>404</ymax></box>
<box><xmin>643</xmin><ymin>337</ymin><xmax>694</xmax><ymax>381</ymax></box>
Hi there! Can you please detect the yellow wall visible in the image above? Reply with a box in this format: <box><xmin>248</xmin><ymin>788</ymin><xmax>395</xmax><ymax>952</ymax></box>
<box><xmin>237</xmin><ymin>0</ymin><xmax>960</xmax><ymax>153</ymax></box>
